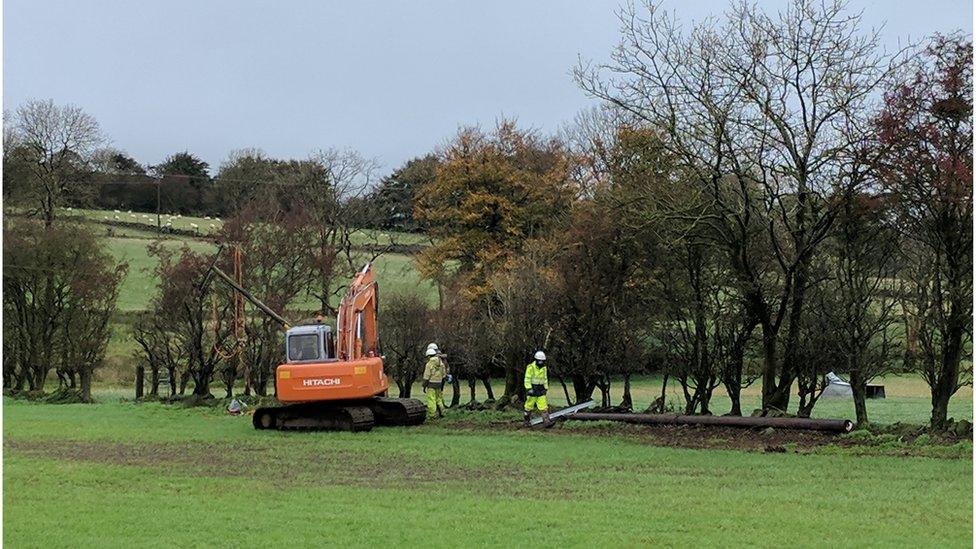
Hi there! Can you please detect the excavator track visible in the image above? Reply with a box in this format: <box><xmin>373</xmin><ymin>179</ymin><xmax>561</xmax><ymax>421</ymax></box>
<box><xmin>251</xmin><ymin>397</ymin><xmax>427</xmax><ymax>432</ymax></box>
<box><xmin>252</xmin><ymin>402</ymin><xmax>375</xmax><ymax>432</ymax></box>
<box><xmin>366</xmin><ymin>397</ymin><xmax>427</xmax><ymax>426</ymax></box>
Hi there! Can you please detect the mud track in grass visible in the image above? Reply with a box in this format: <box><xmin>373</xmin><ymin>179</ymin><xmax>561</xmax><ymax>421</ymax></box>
<box><xmin>4</xmin><ymin>439</ymin><xmax>522</xmax><ymax>488</ymax></box>
<box><xmin>446</xmin><ymin>417</ymin><xmax>972</xmax><ymax>458</ymax></box>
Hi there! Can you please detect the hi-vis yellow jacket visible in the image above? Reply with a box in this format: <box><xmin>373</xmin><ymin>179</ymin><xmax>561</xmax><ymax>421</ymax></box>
<box><xmin>423</xmin><ymin>356</ymin><xmax>447</xmax><ymax>383</ymax></box>
<box><xmin>523</xmin><ymin>361</ymin><xmax>548</xmax><ymax>390</ymax></box>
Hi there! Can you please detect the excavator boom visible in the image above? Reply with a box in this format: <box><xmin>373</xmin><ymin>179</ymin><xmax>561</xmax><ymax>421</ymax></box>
<box><xmin>336</xmin><ymin>263</ymin><xmax>379</xmax><ymax>361</ymax></box>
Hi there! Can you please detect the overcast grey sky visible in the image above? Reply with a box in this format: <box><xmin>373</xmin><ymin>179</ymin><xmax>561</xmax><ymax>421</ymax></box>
<box><xmin>4</xmin><ymin>0</ymin><xmax>972</xmax><ymax>174</ymax></box>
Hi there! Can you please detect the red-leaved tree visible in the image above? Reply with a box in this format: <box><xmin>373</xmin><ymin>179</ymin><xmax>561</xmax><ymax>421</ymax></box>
<box><xmin>875</xmin><ymin>34</ymin><xmax>973</xmax><ymax>429</ymax></box>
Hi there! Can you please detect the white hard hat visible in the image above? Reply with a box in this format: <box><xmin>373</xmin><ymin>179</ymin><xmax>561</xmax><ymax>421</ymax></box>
<box><xmin>425</xmin><ymin>347</ymin><xmax>438</xmax><ymax>357</ymax></box>
<box><xmin>427</xmin><ymin>342</ymin><xmax>439</xmax><ymax>351</ymax></box>
<box><xmin>534</xmin><ymin>351</ymin><xmax>547</xmax><ymax>361</ymax></box>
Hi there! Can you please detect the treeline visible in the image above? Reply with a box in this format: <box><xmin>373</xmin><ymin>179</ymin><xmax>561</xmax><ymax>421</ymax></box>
<box><xmin>4</xmin><ymin>123</ymin><xmax>430</xmax><ymax>229</ymax></box>
<box><xmin>2</xmin><ymin>1</ymin><xmax>971</xmax><ymax>430</ymax></box>
<box><xmin>379</xmin><ymin>5</ymin><xmax>973</xmax><ymax>430</ymax></box>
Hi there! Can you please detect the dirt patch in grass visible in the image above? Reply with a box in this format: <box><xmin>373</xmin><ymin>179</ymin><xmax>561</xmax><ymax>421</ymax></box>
<box><xmin>447</xmin><ymin>418</ymin><xmax>971</xmax><ymax>458</ymax></box>
<box><xmin>4</xmin><ymin>439</ymin><xmax>522</xmax><ymax>487</ymax></box>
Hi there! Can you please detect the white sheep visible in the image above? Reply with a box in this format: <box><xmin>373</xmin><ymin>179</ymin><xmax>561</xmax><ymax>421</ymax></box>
<box><xmin>190</xmin><ymin>223</ymin><xmax>199</xmax><ymax>229</ymax></box>
<box><xmin>114</xmin><ymin>209</ymin><xmax>121</xmax><ymax>213</ymax></box>
<box><xmin>114</xmin><ymin>215</ymin><xmax>120</xmax><ymax>220</ymax></box>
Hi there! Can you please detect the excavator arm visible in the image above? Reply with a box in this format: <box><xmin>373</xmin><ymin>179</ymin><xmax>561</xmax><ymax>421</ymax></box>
<box><xmin>336</xmin><ymin>263</ymin><xmax>380</xmax><ymax>361</ymax></box>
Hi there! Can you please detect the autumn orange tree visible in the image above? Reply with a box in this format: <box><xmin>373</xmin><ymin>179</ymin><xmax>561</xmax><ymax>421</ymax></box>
<box><xmin>413</xmin><ymin>121</ymin><xmax>575</xmax><ymax>406</ymax></box>
<box><xmin>414</xmin><ymin>121</ymin><xmax>575</xmax><ymax>302</ymax></box>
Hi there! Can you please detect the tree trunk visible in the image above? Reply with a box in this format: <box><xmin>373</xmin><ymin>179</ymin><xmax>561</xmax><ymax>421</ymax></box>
<box><xmin>468</xmin><ymin>378</ymin><xmax>477</xmax><ymax>402</ymax></box>
<box><xmin>480</xmin><ymin>376</ymin><xmax>495</xmax><ymax>400</ymax></box>
<box><xmin>557</xmin><ymin>375</ymin><xmax>574</xmax><ymax>406</ymax></box>
<box><xmin>700</xmin><ymin>383</ymin><xmax>713</xmax><ymax>415</ymax></box>
<box><xmin>498</xmin><ymin>361</ymin><xmax>522</xmax><ymax>408</ymax></box>
<box><xmin>727</xmin><ymin>385</ymin><xmax>742</xmax><ymax>416</ymax></box>
<box><xmin>168</xmin><ymin>367</ymin><xmax>178</xmax><ymax>396</ymax></box>
<box><xmin>80</xmin><ymin>369</ymin><xmax>92</xmax><ymax>403</ymax></box>
<box><xmin>150</xmin><ymin>368</ymin><xmax>160</xmax><ymax>397</ymax></box>
<box><xmin>450</xmin><ymin>376</ymin><xmax>461</xmax><ymax>407</ymax></box>
<box><xmin>572</xmin><ymin>374</ymin><xmax>596</xmax><ymax>403</ymax></box>
<box><xmin>930</xmin><ymin>311</ymin><xmax>965</xmax><ymax>430</ymax></box>
<box><xmin>135</xmin><ymin>366</ymin><xmax>144</xmax><ymax>399</ymax></box>
<box><xmin>760</xmin><ymin>329</ymin><xmax>779</xmax><ymax>410</ymax></box>
<box><xmin>619</xmin><ymin>374</ymin><xmax>633</xmax><ymax>411</ymax></box>
<box><xmin>850</xmin><ymin>372</ymin><xmax>869</xmax><ymax>427</ymax></box>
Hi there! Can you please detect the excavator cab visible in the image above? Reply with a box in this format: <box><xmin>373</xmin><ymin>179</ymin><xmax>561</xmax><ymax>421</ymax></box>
<box><xmin>285</xmin><ymin>324</ymin><xmax>336</xmax><ymax>363</ymax></box>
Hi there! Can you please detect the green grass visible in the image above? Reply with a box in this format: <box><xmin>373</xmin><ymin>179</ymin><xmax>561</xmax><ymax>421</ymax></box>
<box><xmin>3</xmin><ymin>399</ymin><xmax>971</xmax><ymax>547</ymax></box>
<box><xmin>104</xmin><ymin>235</ymin><xmax>434</xmax><ymax>313</ymax></box>
<box><xmin>61</xmin><ymin>207</ymin><xmax>428</xmax><ymax>245</ymax></box>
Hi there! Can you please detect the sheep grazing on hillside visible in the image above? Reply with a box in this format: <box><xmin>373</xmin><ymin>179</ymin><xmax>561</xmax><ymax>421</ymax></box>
<box><xmin>114</xmin><ymin>215</ymin><xmax>120</xmax><ymax>220</ymax></box>
<box><xmin>190</xmin><ymin>223</ymin><xmax>199</xmax><ymax>230</ymax></box>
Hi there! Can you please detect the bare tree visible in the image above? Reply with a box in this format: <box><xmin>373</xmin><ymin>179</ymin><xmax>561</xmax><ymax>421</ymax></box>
<box><xmin>576</xmin><ymin>0</ymin><xmax>904</xmax><ymax>412</ymax></box>
<box><xmin>147</xmin><ymin>243</ymin><xmax>235</xmax><ymax>398</ymax></box>
<box><xmin>380</xmin><ymin>292</ymin><xmax>432</xmax><ymax>398</ymax></box>
<box><xmin>489</xmin><ymin>245</ymin><xmax>563</xmax><ymax>408</ymax></box>
<box><xmin>133</xmin><ymin>311</ymin><xmax>186</xmax><ymax>397</ymax></box>
<box><xmin>297</xmin><ymin>149</ymin><xmax>380</xmax><ymax>315</ymax></box>
<box><xmin>9</xmin><ymin>99</ymin><xmax>104</xmax><ymax>226</ymax></box>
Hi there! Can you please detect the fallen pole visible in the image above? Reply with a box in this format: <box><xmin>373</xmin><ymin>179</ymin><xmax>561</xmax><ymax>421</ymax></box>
<box><xmin>529</xmin><ymin>399</ymin><xmax>596</xmax><ymax>426</ymax></box>
<box><xmin>565</xmin><ymin>412</ymin><xmax>854</xmax><ymax>433</ymax></box>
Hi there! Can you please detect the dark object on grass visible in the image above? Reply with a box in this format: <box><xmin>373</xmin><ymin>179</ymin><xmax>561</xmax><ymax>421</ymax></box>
<box><xmin>866</xmin><ymin>385</ymin><xmax>886</xmax><ymax>399</ymax></box>
<box><xmin>565</xmin><ymin>412</ymin><xmax>854</xmax><ymax>433</ymax></box>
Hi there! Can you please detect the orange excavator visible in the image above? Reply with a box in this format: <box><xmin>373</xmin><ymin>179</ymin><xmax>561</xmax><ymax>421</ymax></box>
<box><xmin>205</xmin><ymin>254</ymin><xmax>426</xmax><ymax>431</ymax></box>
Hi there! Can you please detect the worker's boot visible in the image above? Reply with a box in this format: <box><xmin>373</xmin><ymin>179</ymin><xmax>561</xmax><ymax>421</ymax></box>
<box><xmin>523</xmin><ymin>411</ymin><xmax>532</xmax><ymax>427</ymax></box>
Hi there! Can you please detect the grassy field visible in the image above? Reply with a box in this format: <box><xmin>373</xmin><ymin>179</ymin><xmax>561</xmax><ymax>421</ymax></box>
<box><xmin>105</xmin><ymin>235</ymin><xmax>434</xmax><ymax>312</ymax></box>
<box><xmin>3</xmin><ymin>398</ymin><xmax>971</xmax><ymax>547</ymax></box>
<box><xmin>61</xmin><ymin>207</ymin><xmax>430</xmax><ymax>246</ymax></box>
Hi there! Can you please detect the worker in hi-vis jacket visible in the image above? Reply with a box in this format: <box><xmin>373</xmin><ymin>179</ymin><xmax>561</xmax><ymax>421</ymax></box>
<box><xmin>523</xmin><ymin>350</ymin><xmax>550</xmax><ymax>426</ymax></box>
<box><xmin>422</xmin><ymin>343</ymin><xmax>448</xmax><ymax>418</ymax></box>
